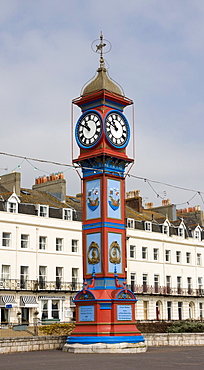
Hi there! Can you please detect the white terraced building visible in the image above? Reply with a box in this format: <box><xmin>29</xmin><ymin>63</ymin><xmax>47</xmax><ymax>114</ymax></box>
<box><xmin>0</xmin><ymin>173</ymin><xmax>204</xmax><ymax>325</ymax></box>
<box><xmin>126</xmin><ymin>192</ymin><xmax>204</xmax><ymax>322</ymax></box>
<box><xmin>0</xmin><ymin>172</ymin><xmax>83</xmax><ymax>326</ymax></box>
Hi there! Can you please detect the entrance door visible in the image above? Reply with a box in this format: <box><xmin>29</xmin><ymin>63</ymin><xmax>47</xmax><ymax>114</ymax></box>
<box><xmin>1</xmin><ymin>308</ymin><xmax>8</xmax><ymax>324</ymax></box>
<box><xmin>156</xmin><ymin>302</ymin><xmax>160</xmax><ymax>320</ymax></box>
<box><xmin>21</xmin><ymin>308</ymin><xmax>29</xmax><ymax>323</ymax></box>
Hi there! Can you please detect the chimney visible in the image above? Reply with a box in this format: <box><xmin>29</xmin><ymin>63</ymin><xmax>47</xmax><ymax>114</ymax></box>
<box><xmin>0</xmin><ymin>172</ymin><xmax>21</xmax><ymax>196</ymax></box>
<box><xmin>145</xmin><ymin>202</ymin><xmax>154</xmax><ymax>209</ymax></box>
<box><xmin>32</xmin><ymin>173</ymin><xmax>66</xmax><ymax>202</ymax></box>
<box><xmin>162</xmin><ymin>199</ymin><xmax>171</xmax><ymax>206</ymax></box>
<box><xmin>126</xmin><ymin>190</ymin><xmax>143</xmax><ymax>213</ymax></box>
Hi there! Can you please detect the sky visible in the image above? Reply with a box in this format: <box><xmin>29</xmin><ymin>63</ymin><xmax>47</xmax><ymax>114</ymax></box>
<box><xmin>0</xmin><ymin>0</ymin><xmax>204</xmax><ymax>210</ymax></box>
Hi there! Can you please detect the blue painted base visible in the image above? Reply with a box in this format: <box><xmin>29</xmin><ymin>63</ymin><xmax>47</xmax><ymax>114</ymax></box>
<box><xmin>67</xmin><ymin>335</ymin><xmax>145</xmax><ymax>345</ymax></box>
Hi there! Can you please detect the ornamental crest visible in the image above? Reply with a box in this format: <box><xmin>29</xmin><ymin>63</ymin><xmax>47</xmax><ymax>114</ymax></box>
<box><xmin>108</xmin><ymin>187</ymin><xmax>120</xmax><ymax>211</ymax></box>
<box><xmin>109</xmin><ymin>241</ymin><xmax>121</xmax><ymax>264</ymax></box>
<box><xmin>78</xmin><ymin>293</ymin><xmax>93</xmax><ymax>300</ymax></box>
<box><xmin>87</xmin><ymin>187</ymin><xmax>99</xmax><ymax>211</ymax></box>
<box><xmin>87</xmin><ymin>241</ymin><xmax>100</xmax><ymax>265</ymax></box>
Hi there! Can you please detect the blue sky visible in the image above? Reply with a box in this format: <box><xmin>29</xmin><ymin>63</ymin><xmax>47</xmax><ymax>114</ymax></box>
<box><xmin>1</xmin><ymin>0</ymin><xmax>204</xmax><ymax>209</ymax></box>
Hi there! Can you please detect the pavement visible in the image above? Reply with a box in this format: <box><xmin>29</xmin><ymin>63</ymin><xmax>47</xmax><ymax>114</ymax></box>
<box><xmin>0</xmin><ymin>328</ymin><xmax>33</xmax><ymax>337</ymax></box>
<box><xmin>0</xmin><ymin>347</ymin><xmax>204</xmax><ymax>370</ymax></box>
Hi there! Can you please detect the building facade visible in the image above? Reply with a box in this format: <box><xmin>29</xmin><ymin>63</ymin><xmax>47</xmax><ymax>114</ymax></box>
<box><xmin>126</xmin><ymin>192</ymin><xmax>204</xmax><ymax>322</ymax></box>
<box><xmin>1</xmin><ymin>172</ymin><xmax>204</xmax><ymax>325</ymax></box>
<box><xmin>0</xmin><ymin>172</ymin><xmax>83</xmax><ymax>325</ymax></box>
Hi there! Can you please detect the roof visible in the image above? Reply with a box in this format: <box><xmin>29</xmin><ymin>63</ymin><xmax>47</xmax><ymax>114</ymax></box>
<box><xmin>82</xmin><ymin>66</ymin><xmax>123</xmax><ymax>97</ymax></box>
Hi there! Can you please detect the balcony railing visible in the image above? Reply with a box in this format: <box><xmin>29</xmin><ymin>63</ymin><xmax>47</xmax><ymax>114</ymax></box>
<box><xmin>0</xmin><ymin>279</ymin><xmax>83</xmax><ymax>292</ymax></box>
<box><xmin>129</xmin><ymin>284</ymin><xmax>204</xmax><ymax>297</ymax></box>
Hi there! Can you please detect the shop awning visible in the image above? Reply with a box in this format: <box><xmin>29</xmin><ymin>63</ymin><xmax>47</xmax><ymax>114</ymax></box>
<box><xmin>20</xmin><ymin>296</ymin><xmax>38</xmax><ymax>308</ymax></box>
<box><xmin>0</xmin><ymin>295</ymin><xmax>17</xmax><ymax>308</ymax></box>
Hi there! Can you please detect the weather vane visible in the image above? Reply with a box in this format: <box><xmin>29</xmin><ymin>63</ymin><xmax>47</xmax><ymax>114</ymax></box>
<box><xmin>91</xmin><ymin>32</ymin><xmax>111</xmax><ymax>68</ymax></box>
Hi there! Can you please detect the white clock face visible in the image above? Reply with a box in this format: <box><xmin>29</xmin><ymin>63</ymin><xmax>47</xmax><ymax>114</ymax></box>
<box><xmin>105</xmin><ymin>111</ymin><xmax>130</xmax><ymax>148</ymax></box>
<box><xmin>76</xmin><ymin>111</ymin><xmax>102</xmax><ymax>148</ymax></box>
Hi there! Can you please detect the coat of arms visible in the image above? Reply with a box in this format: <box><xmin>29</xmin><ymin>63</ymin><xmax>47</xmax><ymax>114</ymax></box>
<box><xmin>87</xmin><ymin>187</ymin><xmax>99</xmax><ymax>211</ymax></box>
<box><xmin>109</xmin><ymin>187</ymin><xmax>120</xmax><ymax>211</ymax></box>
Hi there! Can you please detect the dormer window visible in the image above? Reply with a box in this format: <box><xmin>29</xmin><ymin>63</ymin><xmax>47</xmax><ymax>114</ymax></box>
<box><xmin>7</xmin><ymin>193</ymin><xmax>20</xmax><ymax>213</ymax></box>
<box><xmin>39</xmin><ymin>205</ymin><xmax>49</xmax><ymax>217</ymax></box>
<box><xmin>194</xmin><ymin>226</ymin><xmax>201</xmax><ymax>241</ymax></box>
<box><xmin>8</xmin><ymin>202</ymin><xmax>17</xmax><ymax>213</ymax></box>
<box><xmin>162</xmin><ymin>219</ymin><xmax>170</xmax><ymax>236</ymax></box>
<box><xmin>127</xmin><ymin>218</ymin><xmax>134</xmax><ymax>229</ymax></box>
<box><xmin>145</xmin><ymin>221</ymin><xmax>152</xmax><ymax>232</ymax></box>
<box><xmin>178</xmin><ymin>226</ymin><xmax>184</xmax><ymax>238</ymax></box>
<box><xmin>63</xmin><ymin>208</ymin><xmax>72</xmax><ymax>221</ymax></box>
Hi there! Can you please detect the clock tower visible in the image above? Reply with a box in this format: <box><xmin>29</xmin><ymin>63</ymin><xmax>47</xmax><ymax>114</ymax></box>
<box><xmin>66</xmin><ymin>34</ymin><xmax>145</xmax><ymax>350</ymax></box>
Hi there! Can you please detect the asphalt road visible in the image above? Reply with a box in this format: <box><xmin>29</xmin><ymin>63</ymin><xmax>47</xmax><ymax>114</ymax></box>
<box><xmin>0</xmin><ymin>347</ymin><xmax>204</xmax><ymax>370</ymax></box>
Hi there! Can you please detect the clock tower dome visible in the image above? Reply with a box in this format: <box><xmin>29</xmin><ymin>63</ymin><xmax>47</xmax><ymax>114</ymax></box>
<box><xmin>66</xmin><ymin>34</ymin><xmax>145</xmax><ymax>350</ymax></box>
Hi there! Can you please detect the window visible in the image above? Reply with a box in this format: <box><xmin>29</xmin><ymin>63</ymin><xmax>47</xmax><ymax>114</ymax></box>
<box><xmin>166</xmin><ymin>276</ymin><xmax>171</xmax><ymax>293</ymax></box>
<box><xmin>52</xmin><ymin>300</ymin><xmax>60</xmax><ymax>319</ymax></box>
<box><xmin>20</xmin><ymin>266</ymin><xmax>28</xmax><ymax>289</ymax></box>
<box><xmin>154</xmin><ymin>275</ymin><xmax>159</xmax><ymax>293</ymax></box>
<box><xmin>198</xmin><ymin>277</ymin><xmax>203</xmax><ymax>294</ymax></box>
<box><xmin>163</xmin><ymin>225</ymin><xmax>169</xmax><ymax>235</ymax></box>
<box><xmin>153</xmin><ymin>248</ymin><xmax>159</xmax><ymax>261</ymax></box>
<box><xmin>194</xmin><ymin>227</ymin><xmax>201</xmax><ymax>241</ymax></box>
<box><xmin>178</xmin><ymin>227</ymin><xmax>184</xmax><ymax>238</ymax></box>
<box><xmin>2</xmin><ymin>232</ymin><xmax>11</xmax><ymax>247</ymax></box>
<box><xmin>21</xmin><ymin>234</ymin><xmax>29</xmax><ymax>249</ymax></box>
<box><xmin>130</xmin><ymin>273</ymin><xmax>136</xmax><ymax>292</ymax></box>
<box><xmin>72</xmin><ymin>268</ymin><xmax>79</xmax><ymax>290</ymax></box>
<box><xmin>56</xmin><ymin>267</ymin><xmax>63</xmax><ymax>289</ymax></box>
<box><xmin>142</xmin><ymin>274</ymin><xmax>148</xmax><ymax>292</ymax></box>
<box><xmin>41</xmin><ymin>300</ymin><xmax>48</xmax><ymax>320</ymax></box>
<box><xmin>127</xmin><ymin>218</ymin><xmax>134</xmax><ymax>228</ymax></box>
<box><xmin>167</xmin><ymin>301</ymin><xmax>172</xmax><ymax>320</ymax></box>
<box><xmin>176</xmin><ymin>251</ymin><xmax>181</xmax><ymax>263</ymax></box>
<box><xmin>130</xmin><ymin>245</ymin><xmax>136</xmax><ymax>259</ymax></box>
<box><xmin>72</xmin><ymin>239</ymin><xmax>78</xmax><ymax>253</ymax></box>
<box><xmin>39</xmin><ymin>236</ymin><xmax>47</xmax><ymax>250</ymax></box>
<box><xmin>165</xmin><ymin>250</ymin><xmax>170</xmax><ymax>262</ymax></box>
<box><xmin>187</xmin><ymin>277</ymin><xmax>192</xmax><ymax>294</ymax></box>
<box><xmin>1</xmin><ymin>265</ymin><xmax>10</xmax><ymax>282</ymax></box>
<box><xmin>7</xmin><ymin>194</ymin><xmax>19</xmax><ymax>213</ymax></box>
<box><xmin>145</xmin><ymin>221</ymin><xmax>152</xmax><ymax>232</ymax></box>
<box><xmin>142</xmin><ymin>247</ymin><xmax>147</xmax><ymax>260</ymax></box>
<box><xmin>39</xmin><ymin>205</ymin><xmax>48</xmax><ymax>217</ymax></box>
<box><xmin>178</xmin><ymin>302</ymin><xmax>182</xmax><ymax>320</ymax></box>
<box><xmin>177</xmin><ymin>276</ymin><xmax>182</xmax><ymax>294</ymax></box>
<box><xmin>8</xmin><ymin>202</ymin><xmax>17</xmax><ymax>213</ymax></box>
<box><xmin>199</xmin><ymin>303</ymin><xmax>203</xmax><ymax>320</ymax></box>
<box><xmin>56</xmin><ymin>238</ymin><xmax>63</xmax><ymax>252</ymax></box>
<box><xmin>197</xmin><ymin>253</ymin><xmax>202</xmax><ymax>266</ymax></box>
<box><xmin>186</xmin><ymin>252</ymin><xmax>191</xmax><ymax>264</ymax></box>
<box><xmin>39</xmin><ymin>266</ymin><xmax>47</xmax><ymax>289</ymax></box>
<box><xmin>63</xmin><ymin>208</ymin><xmax>72</xmax><ymax>220</ymax></box>
<box><xmin>143</xmin><ymin>301</ymin><xmax>148</xmax><ymax>320</ymax></box>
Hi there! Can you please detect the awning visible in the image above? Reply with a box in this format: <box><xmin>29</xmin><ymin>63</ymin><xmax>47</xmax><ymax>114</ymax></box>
<box><xmin>20</xmin><ymin>296</ymin><xmax>38</xmax><ymax>308</ymax></box>
<box><xmin>0</xmin><ymin>295</ymin><xmax>17</xmax><ymax>308</ymax></box>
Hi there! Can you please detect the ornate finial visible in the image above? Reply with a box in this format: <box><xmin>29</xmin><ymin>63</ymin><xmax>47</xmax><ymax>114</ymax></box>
<box><xmin>96</xmin><ymin>32</ymin><xmax>106</xmax><ymax>67</ymax></box>
<box><xmin>91</xmin><ymin>32</ymin><xmax>111</xmax><ymax>69</ymax></box>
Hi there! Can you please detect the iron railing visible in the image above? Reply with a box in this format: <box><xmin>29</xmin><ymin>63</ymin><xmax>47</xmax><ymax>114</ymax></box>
<box><xmin>128</xmin><ymin>284</ymin><xmax>204</xmax><ymax>297</ymax></box>
<box><xmin>0</xmin><ymin>279</ymin><xmax>83</xmax><ymax>292</ymax></box>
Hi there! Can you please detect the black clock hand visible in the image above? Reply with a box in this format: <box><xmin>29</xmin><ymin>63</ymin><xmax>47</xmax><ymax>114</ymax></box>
<box><xmin>109</xmin><ymin>120</ymin><xmax>118</xmax><ymax>131</ymax></box>
<box><xmin>79</xmin><ymin>122</ymin><xmax>91</xmax><ymax>131</ymax></box>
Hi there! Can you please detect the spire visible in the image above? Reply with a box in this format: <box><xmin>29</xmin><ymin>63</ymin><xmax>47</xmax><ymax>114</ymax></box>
<box><xmin>81</xmin><ymin>33</ymin><xmax>123</xmax><ymax>97</ymax></box>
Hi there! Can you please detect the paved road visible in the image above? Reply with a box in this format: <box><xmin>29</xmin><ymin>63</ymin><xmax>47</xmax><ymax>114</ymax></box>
<box><xmin>0</xmin><ymin>347</ymin><xmax>204</xmax><ymax>370</ymax></box>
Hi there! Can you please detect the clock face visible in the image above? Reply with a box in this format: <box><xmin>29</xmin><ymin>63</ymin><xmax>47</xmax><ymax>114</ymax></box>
<box><xmin>105</xmin><ymin>111</ymin><xmax>130</xmax><ymax>148</ymax></box>
<box><xmin>76</xmin><ymin>111</ymin><xmax>102</xmax><ymax>148</ymax></box>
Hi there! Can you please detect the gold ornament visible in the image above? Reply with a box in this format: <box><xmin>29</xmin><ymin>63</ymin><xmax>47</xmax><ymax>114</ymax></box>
<box><xmin>109</xmin><ymin>241</ymin><xmax>121</xmax><ymax>264</ymax></box>
<box><xmin>87</xmin><ymin>241</ymin><xmax>100</xmax><ymax>265</ymax></box>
